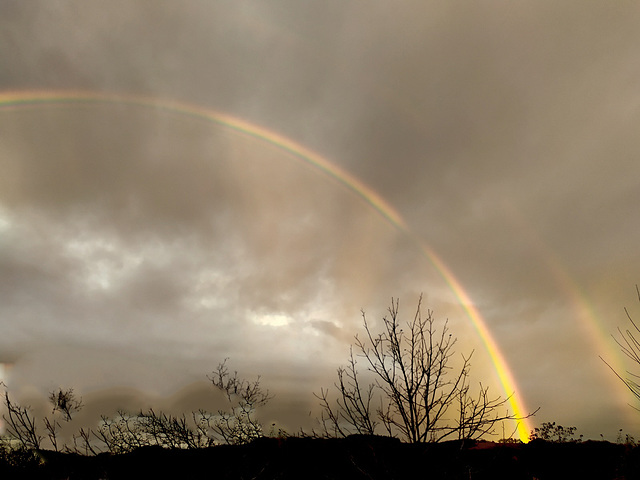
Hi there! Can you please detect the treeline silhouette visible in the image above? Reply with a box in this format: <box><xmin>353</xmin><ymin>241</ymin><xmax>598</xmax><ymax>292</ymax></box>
<box><xmin>1</xmin><ymin>295</ymin><xmax>639</xmax><ymax>478</ymax></box>
<box><xmin>2</xmin><ymin>298</ymin><xmax>534</xmax><ymax>454</ymax></box>
<box><xmin>2</xmin><ymin>434</ymin><xmax>640</xmax><ymax>479</ymax></box>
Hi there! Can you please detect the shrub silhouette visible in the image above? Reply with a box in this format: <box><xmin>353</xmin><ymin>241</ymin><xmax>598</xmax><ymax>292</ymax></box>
<box><xmin>529</xmin><ymin>422</ymin><xmax>582</xmax><ymax>442</ymax></box>
<box><xmin>207</xmin><ymin>358</ymin><xmax>273</xmax><ymax>444</ymax></box>
<box><xmin>1</xmin><ymin>386</ymin><xmax>43</xmax><ymax>450</ymax></box>
<box><xmin>1</xmin><ymin>360</ymin><xmax>272</xmax><ymax>454</ymax></box>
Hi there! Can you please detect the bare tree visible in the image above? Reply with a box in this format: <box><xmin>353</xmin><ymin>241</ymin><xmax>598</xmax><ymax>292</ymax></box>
<box><xmin>1</xmin><ymin>386</ymin><xmax>42</xmax><ymax>450</ymax></box>
<box><xmin>136</xmin><ymin>409</ymin><xmax>214</xmax><ymax>449</ymax></box>
<box><xmin>529</xmin><ymin>422</ymin><xmax>582</xmax><ymax>442</ymax></box>
<box><xmin>314</xmin><ymin>347</ymin><xmax>377</xmax><ymax>437</ymax></box>
<box><xmin>48</xmin><ymin>388</ymin><xmax>83</xmax><ymax>422</ymax></box>
<box><xmin>93</xmin><ymin>408</ymin><xmax>219</xmax><ymax>452</ymax></box>
<box><xmin>94</xmin><ymin>410</ymin><xmax>148</xmax><ymax>454</ymax></box>
<box><xmin>71</xmin><ymin>427</ymin><xmax>99</xmax><ymax>456</ymax></box>
<box><xmin>43</xmin><ymin>388</ymin><xmax>84</xmax><ymax>451</ymax></box>
<box><xmin>455</xmin><ymin>379</ymin><xmax>520</xmax><ymax>440</ymax></box>
<box><xmin>1</xmin><ymin>384</ymin><xmax>86</xmax><ymax>452</ymax></box>
<box><xmin>207</xmin><ymin>359</ymin><xmax>273</xmax><ymax>444</ymax></box>
<box><xmin>318</xmin><ymin>296</ymin><xmax>533</xmax><ymax>442</ymax></box>
<box><xmin>602</xmin><ymin>285</ymin><xmax>640</xmax><ymax>408</ymax></box>
<box><xmin>2</xmin><ymin>362</ymin><xmax>275</xmax><ymax>454</ymax></box>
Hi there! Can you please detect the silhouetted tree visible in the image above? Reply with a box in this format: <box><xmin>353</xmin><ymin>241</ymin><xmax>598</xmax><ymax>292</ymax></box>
<box><xmin>93</xmin><ymin>408</ymin><xmax>215</xmax><ymax>453</ymax></box>
<box><xmin>1</xmin><ymin>386</ymin><xmax>42</xmax><ymax>450</ymax></box>
<box><xmin>91</xmin><ymin>360</ymin><xmax>272</xmax><ymax>452</ymax></box>
<box><xmin>94</xmin><ymin>410</ymin><xmax>147</xmax><ymax>454</ymax></box>
<box><xmin>44</xmin><ymin>388</ymin><xmax>83</xmax><ymax>451</ymax></box>
<box><xmin>315</xmin><ymin>346</ymin><xmax>378</xmax><ymax>437</ymax></box>
<box><xmin>207</xmin><ymin>359</ymin><xmax>273</xmax><ymax>444</ymax></box>
<box><xmin>48</xmin><ymin>388</ymin><xmax>83</xmax><ymax>421</ymax></box>
<box><xmin>1</xmin><ymin>360</ymin><xmax>274</xmax><ymax>455</ymax></box>
<box><xmin>317</xmin><ymin>296</ymin><xmax>533</xmax><ymax>442</ymax></box>
<box><xmin>602</xmin><ymin>285</ymin><xmax>640</xmax><ymax>408</ymax></box>
<box><xmin>529</xmin><ymin>422</ymin><xmax>582</xmax><ymax>442</ymax></box>
<box><xmin>137</xmin><ymin>409</ymin><xmax>214</xmax><ymax>449</ymax></box>
<box><xmin>1</xmin><ymin>384</ymin><xmax>84</xmax><ymax>452</ymax></box>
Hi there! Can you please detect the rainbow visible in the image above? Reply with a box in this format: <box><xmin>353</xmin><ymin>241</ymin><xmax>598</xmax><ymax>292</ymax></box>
<box><xmin>414</xmin><ymin>239</ymin><xmax>533</xmax><ymax>441</ymax></box>
<box><xmin>0</xmin><ymin>90</ymin><xmax>533</xmax><ymax>441</ymax></box>
<box><xmin>503</xmin><ymin>205</ymin><xmax>633</xmax><ymax>421</ymax></box>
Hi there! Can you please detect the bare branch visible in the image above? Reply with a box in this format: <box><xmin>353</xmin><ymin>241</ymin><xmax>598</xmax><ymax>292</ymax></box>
<box><xmin>207</xmin><ymin>359</ymin><xmax>273</xmax><ymax>444</ymax></box>
<box><xmin>316</xmin><ymin>296</ymin><xmax>534</xmax><ymax>443</ymax></box>
<box><xmin>48</xmin><ymin>388</ymin><xmax>83</xmax><ymax>422</ymax></box>
<box><xmin>1</xmin><ymin>387</ymin><xmax>42</xmax><ymax>450</ymax></box>
<box><xmin>603</xmin><ymin>286</ymin><xmax>640</xmax><ymax>409</ymax></box>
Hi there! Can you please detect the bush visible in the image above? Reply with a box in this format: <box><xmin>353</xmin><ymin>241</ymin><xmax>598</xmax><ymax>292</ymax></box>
<box><xmin>529</xmin><ymin>422</ymin><xmax>582</xmax><ymax>443</ymax></box>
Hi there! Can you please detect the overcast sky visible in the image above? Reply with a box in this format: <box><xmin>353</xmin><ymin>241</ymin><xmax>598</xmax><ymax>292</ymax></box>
<box><xmin>2</xmin><ymin>1</ymin><xmax>640</xmax><ymax>441</ymax></box>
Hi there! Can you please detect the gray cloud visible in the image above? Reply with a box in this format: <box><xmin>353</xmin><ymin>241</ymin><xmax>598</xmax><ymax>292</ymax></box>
<box><xmin>1</xmin><ymin>0</ymin><xmax>640</xmax><ymax>441</ymax></box>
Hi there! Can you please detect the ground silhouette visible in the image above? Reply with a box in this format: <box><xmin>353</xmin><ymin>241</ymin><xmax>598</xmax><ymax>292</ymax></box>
<box><xmin>2</xmin><ymin>435</ymin><xmax>640</xmax><ymax>479</ymax></box>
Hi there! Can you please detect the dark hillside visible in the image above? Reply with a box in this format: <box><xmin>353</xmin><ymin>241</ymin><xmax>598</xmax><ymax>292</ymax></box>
<box><xmin>2</xmin><ymin>436</ymin><xmax>640</xmax><ymax>479</ymax></box>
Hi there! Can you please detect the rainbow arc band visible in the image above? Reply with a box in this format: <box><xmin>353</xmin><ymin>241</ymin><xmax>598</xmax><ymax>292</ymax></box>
<box><xmin>0</xmin><ymin>90</ymin><xmax>533</xmax><ymax>441</ymax></box>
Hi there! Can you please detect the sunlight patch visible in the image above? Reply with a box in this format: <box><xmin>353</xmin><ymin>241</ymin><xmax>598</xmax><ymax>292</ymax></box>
<box><xmin>250</xmin><ymin>312</ymin><xmax>292</xmax><ymax>327</ymax></box>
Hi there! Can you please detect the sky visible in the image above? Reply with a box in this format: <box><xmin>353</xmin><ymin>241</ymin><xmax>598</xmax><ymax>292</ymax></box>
<box><xmin>1</xmin><ymin>0</ymin><xmax>640</xmax><ymax>442</ymax></box>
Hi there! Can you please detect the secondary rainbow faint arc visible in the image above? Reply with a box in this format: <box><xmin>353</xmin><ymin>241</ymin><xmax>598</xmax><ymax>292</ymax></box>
<box><xmin>0</xmin><ymin>90</ymin><xmax>533</xmax><ymax>440</ymax></box>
